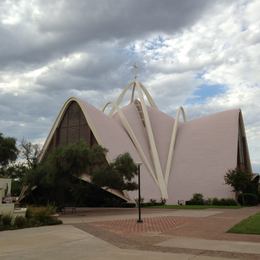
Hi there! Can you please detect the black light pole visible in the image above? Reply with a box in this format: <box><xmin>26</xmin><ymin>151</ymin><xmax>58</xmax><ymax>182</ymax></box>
<box><xmin>136</xmin><ymin>162</ymin><xmax>143</xmax><ymax>223</ymax></box>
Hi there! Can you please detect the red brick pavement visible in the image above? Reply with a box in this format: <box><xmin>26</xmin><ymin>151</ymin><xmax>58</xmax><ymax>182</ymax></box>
<box><xmin>89</xmin><ymin>216</ymin><xmax>186</xmax><ymax>234</ymax></box>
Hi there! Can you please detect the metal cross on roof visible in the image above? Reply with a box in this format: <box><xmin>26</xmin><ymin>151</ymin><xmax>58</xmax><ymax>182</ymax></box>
<box><xmin>132</xmin><ymin>63</ymin><xmax>139</xmax><ymax>80</ymax></box>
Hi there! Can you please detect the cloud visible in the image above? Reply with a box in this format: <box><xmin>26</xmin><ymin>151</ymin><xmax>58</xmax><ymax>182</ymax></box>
<box><xmin>0</xmin><ymin>0</ymin><xmax>260</xmax><ymax>172</ymax></box>
<box><xmin>0</xmin><ymin>0</ymin><xmax>216</xmax><ymax>71</ymax></box>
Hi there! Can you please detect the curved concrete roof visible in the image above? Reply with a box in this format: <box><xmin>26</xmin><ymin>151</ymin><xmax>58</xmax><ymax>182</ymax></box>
<box><xmin>40</xmin><ymin>82</ymin><xmax>252</xmax><ymax>204</ymax></box>
<box><xmin>168</xmin><ymin>109</ymin><xmax>241</xmax><ymax>203</ymax></box>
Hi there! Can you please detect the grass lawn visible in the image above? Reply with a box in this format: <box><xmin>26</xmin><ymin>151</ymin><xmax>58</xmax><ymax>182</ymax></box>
<box><xmin>146</xmin><ymin>205</ymin><xmax>241</xmax><ymax>209</ymax></box>
<box><xmin>228</xmin><ymin>213</ymin><xmax>260</xmax><ymax>235</ymax></box>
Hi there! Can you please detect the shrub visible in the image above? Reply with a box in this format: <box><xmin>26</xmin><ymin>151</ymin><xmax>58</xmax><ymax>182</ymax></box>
<box><xmin>2</xmin><ymin>215</ymin><xmax>12</xmax><ymax>226</ymax></box>
<box><xmin>186</xmin><ymin>193</ymin><xmax>204</xmax><ymax>205</ymax></box>
<box><xmin>26</xmin><ymin>206</ymin><xmax>55</xmax><ymax>218</ymax></box>
<box><xmin>238</xmin><ymin>193</ymin><xmax>258</xmax><ymax>206</ymax></box>
<box><xmin>211</xmin><ymin>198</ymin><xmax>237</xmax><ymax>206</ymax></box>
<box><xmin>150</xmin><ymin>199</ymin><xmax>157</xmax><ymax>206</ymax></box>
<box><xmin>186</xmin><ymin>195</ymin><xmax>237</xmax><ymax>206</ymax></box>
<box><xmin>203</xmin><ymin>198</ymin><xmax>212</xmax><ymax>205</ymax></box>
<box><xmin>45</xmin><ymin>218</ymin><xmax>62</xmax><ymax>225</ymax></box>
<box><xmin>160</xmin><ymin>198</ymin><xmax>166</xmax><ymax>205</ymax></box>
<box><xmin>27</xmin><ymin>218</ymin><xmax>40</xmax><ymax>227</ymax></box>
<box><xmin>26</xmin><ymin>205</ymin><xmax>57</xmax><ymax>224</ymax></box>
<box><xmin>134</xmin><ymin>197</ymin><xmax>144</xmax><ymax>205</ymax></box>
<box><xmin>121</xmin><ymin>202</ymin><xmax>136</xmax><ymax>208</ymax></box>
<box><xmin>14</xmin><ymin>216</ymin><xmax>27</xmax><ymax>228</ymax></box>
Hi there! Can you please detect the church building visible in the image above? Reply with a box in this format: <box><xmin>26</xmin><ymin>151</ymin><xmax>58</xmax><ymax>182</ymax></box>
<box><xmin>39</xmin><ymin>81</ymin><xmax>252</xmax><ymax>204</ymax></box>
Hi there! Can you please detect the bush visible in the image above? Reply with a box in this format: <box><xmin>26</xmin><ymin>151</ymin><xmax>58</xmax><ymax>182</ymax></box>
<box><xmin>186</xmin><ymin>194</ymin><xmax>238</xmax><ymax>206</ymax></box>
<box><xmin>26</xmin><ymin>206</ymin><xmax>55</xmax><ymax>219</ymax></box>
<box><xmin>149</xmin><ymin>199</ymin><xmax>157</xmax><ymax>205</ymax></box>
<box><xmin>45</xmin><ymin>218</ymin><xmax>62</xmax><ymax>225</ymax></box>
<box><xmin>2</xmin><ymin>215</ymin><xmax>12</xmax><ymax>226</ymax></box>
<box><xmin>27</xmin><ymin>218</ymin><xmax>41</xmax><ymax>227</ymax></box>
<box><xmin>211</xmin><ymin>198</ymin><xmax>237</xmax><ymax>206</ymax></box>
<box><xmin>160</xmin><ymin>198</ymin><xmax>166</xmax><ymax>205</ymax></box>
<box><xmin>186</xmin><ymin>193</ymin><xmax>204</xmax><ymax>205</ymax></box>
<box><xmin>238</xmin><ymin>193</ymin><xmax>258</xmax><ymax>206</ymax></box>
<box><xmin>0</xmin><ymin>205</ymin><xmax>62</xmax><ymax>232</ymax></box>
<box><xmin>14</xmin><ymin>216</ymin><xmax>27</xmax><ymax>228</ymax></box>
<box><xmin>25</xmin><ymin>205</ymin><xmax>58</xmax><ymax>225</ymax></box>
<box><xmin>203</xmin><ymin>198</ymin><xmax>212</xmax><ymax>205</ymax></box>
<box><xmin>121</xmin><ymin>202</ymin><xmax>136</xmax><ymax>208</ymax></box>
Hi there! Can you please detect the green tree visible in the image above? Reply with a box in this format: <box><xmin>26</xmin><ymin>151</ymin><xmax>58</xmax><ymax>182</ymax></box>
<box><xmin>2</xmin><ymin>163</ymin><xmax>29</xmax><ymax>196</ymax></box>
<box><xmin>225</xmin><ymin>169</ymin><xmax>252</xmax><ymax>193</ymax></box>
<box><xmin>0</xmin><ymin>133</ymin><xmax>18</xmax><ymax>171</ymax></box>
<box><xmin>224</xmin><ymin>168</ymin><xmax>252</xmax><ymax>204</ymax></box>
<box><xmin>25</xmin><ymin>141</ymin><xmax>91</xmax><ymax>205</ymax></box>
<box><xmin>91</xmin><ymin>153</ymin><xmax>137</xmax><ymax>191</ymax></box>
<box><xmin>19</xmin><ymin>139</ymin><xmax>40</xmax><ymax>169</ymax></box>
<box><xmin>25</xmin><ymin>142</ymin><xmax>137</xmax><ymax>206</ymax></box>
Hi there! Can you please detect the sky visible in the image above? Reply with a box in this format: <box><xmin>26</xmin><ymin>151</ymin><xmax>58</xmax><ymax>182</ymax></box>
<box><xmin>0</xmin><ymin>0</ymin><xmax>259</xmax><ymax>172</ymax></box>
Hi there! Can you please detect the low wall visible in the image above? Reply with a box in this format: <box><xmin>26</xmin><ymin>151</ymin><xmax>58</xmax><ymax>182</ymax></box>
<box><xmin>0</xmin><ymin>203</ymin><xmax>14</xmax><ymax>216</ymax></box>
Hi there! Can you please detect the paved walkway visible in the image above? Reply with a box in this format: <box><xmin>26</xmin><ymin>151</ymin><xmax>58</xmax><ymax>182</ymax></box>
<box><xmin>1</xmin><ymin>207</ymin><xmax>260</xmax><ymax>259</ymax></box>
<box><xmin>64</xmin><ymin>207</ymin><xmax>260</xmax><ymax>259</ymax></box>
<box><xmin>158</xmin><ymin>236</ymin><xmax>260</xmax><ymax>255</ymax></box>
<box><xmin>0</xmin><ymin>225</ymin><xmax>231</xmax><ymax>260</ymax></box>
<box><xmin>60</xmin><ymin>208</ymin><xmax>221</xmax><ymax>224</ymax></box>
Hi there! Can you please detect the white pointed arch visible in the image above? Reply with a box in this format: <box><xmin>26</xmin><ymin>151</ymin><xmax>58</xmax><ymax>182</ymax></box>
<box><xmin>105</xmin><ymin>81</ymin><xmax>169</xmax><ymax>198</ymax></box>
<box><xmin>135</xmin><ymin>82</ymin><xmax>168</xmax><ymax>198</ymax></box>
<box><xmin>165</xmin><ymin>106</ymin><xmax>187</xmax><ymax>184</ymax></box>
<box><xmin>109</xmin><ymin>81</ymin><xmax>158</xmax><ymax>116</ymax></box>
<box><xmin>113</xmin><ymin>103</ymin><xmax>160</xmax><ymax>186</ymax></box>
<box><xmin>102</xmin><ymin>80</ymin><xmax>189</xmax><ymax>199</ymax></box>
<box><xmin>102</xmin><ymin>101</ymin><xmax>113</xmax><ymax>113</ymax></box>
<box><xmin>38</xmin><ymin>97</ymin><xmax>133</xmax><ymax>202</ymax></box>
<box><xmin>39</xmin><ymin>97</ymin><xmax>106</xmax><ymax>163</ymax></box>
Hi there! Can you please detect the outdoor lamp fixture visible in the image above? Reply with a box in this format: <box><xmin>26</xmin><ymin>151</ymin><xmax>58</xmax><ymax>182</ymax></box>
<box><xmin>136</xmin><ymin>162</ymin><xmax>143</xmax><ymax>223</ymax></box>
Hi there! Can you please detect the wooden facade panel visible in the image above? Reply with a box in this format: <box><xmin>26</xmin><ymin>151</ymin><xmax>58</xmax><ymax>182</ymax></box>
<box><xmin>59</xmin><ymin>128</ymin><xmax>67</xmax><ymax>146</ymax></box>
<box><xmin>60</xmin><ymin>113</ymin><xmax>68</xmax><ymax>128</ymax></box>
<box><xmin>80</xmin><ymin>111</ymin><xmax>87</xmax><ymax>125</ymax></box>
<box><xmin>50</xmin><ymin>101</ymin><xmax>97</xmax><ymax>150</ymax></box>
<box><xmin>68</xmin><ymin>102</ymin><xmax>80</xmax><ymax>127</ymax></box>
<box><xmin>80</xmin><ymin>124</ymin><xmax>91</xmax><ymax>144</ymax></box>
<box><xmin>68</xmin><ymin>127</ymin><xmax>80</xmax><ymax>144</ymax></box>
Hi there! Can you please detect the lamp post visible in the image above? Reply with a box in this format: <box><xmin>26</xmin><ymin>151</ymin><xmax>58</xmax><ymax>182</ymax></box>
<box><xmin>136</xmin><ymin>162</ymin><xmax>143</xmax><ymax>223</ymax></box>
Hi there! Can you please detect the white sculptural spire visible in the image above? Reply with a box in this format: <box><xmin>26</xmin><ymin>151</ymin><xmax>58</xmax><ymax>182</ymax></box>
<box><xmin>132</xmin><ymin>63</ymin><xmax>139</xmax><ymax>80</ymax></box>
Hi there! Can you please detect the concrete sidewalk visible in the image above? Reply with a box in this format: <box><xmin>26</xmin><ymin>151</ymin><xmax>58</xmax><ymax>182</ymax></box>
<box><xmin>1</xmin><ymin>207</ymin><xmax>260</xmax><ymax>259</ymax></box>
<box><xmin>0</xmin><ymin>225</ymin><xmax>231</xmax><ymax>260</ymax></box>
<box><xmin>158</xmin><ymin>236</ymin><xmax>260</xmax><ymax>255</ymax></box>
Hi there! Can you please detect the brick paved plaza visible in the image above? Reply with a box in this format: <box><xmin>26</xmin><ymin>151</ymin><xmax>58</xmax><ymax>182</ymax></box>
<box><xmin>61</xmin><ymin>207</ymin><xmax>260</xmax><ymax>259</ymax></box>
<box><xmin>1</xmin><ymin>207</ymin><xmax>260</xmax><ymax>259</ymax></box>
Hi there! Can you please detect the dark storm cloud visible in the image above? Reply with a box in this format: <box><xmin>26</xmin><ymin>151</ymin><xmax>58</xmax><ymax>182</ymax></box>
<box><xmin>37</xmin><ymin>0</ymin><xmax>213</xmax><ymax>39</ymax></box>
<box><xmin>35</xmin><ymin>41</ymin><xmax>143</xmax><ymax>93</ymax></box>
<box><xmin>0</xmin><ymin>0</ymin><xmax>227</xmax><ymax>142</ymax></box>
<box><xmin>0</xmin><ymin>0</ymin><xmax>217</xmax><ymax>70</ymax></box>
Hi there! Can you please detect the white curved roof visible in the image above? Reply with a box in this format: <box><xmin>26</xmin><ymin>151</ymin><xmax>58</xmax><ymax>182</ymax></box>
<box><xmin>168</xmin><ymin>109</ymin><xmax>241</xmax><ymax>202</ymax></box>
<box><xmin>40</xmin><ymin>81</ymin><xmax>252</xmax><ymax>204</ymax></box>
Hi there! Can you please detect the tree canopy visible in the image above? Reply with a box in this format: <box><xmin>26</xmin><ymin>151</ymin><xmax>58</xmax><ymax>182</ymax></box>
<box><xmin>224</xmin><ymin>168</ymin><xmax>252</xmax><ymax>194</ymax></box>
<box><xmin>19</xmin><ymin>139</ymin><xmax>40</xmax><ymax>169</ymax></box>
<box><xmin>91</xmin><ymin>153</ymin><xmax>137</xmax><ymax>191</ymax></box>
<box><xmin>0</xmin><ymin>133</ymin><xmax>18</xmax><ymax>170</ymax></box>
<box><xmin>25</xmin><ymin>141</ymin><xmax>137</xmax><ymax>206</ymax></box>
